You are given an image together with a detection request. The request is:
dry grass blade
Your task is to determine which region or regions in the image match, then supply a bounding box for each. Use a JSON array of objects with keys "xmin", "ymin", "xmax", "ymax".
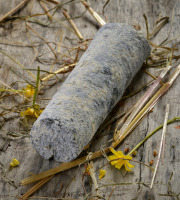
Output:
[
  {"xmin": 41, "ymin": 63, "xmax": 77, "ymax": 82},
  {"xmin": 88, "ymin": 161, "xmax": 101, "ymax": 198},
  {"xmin": 149, "ymin": 17, "xmax": 169, "ymax": 39},
  {"xmin": 18, "ymin": 175, "xmax": 53, "ymax": 200},
  {"xmin": 44, "ymin": 0, "xmax": 60, "ymax": 4},
  {"xmin": 21, "ymin": 147, "xmax": 110, "ymax": 185},
  {"xmin": 150, "ymin": 104, "xmax": 170, "ymax": 189},
  {"xmin": 143, "ymin": 14, "xmax": 150, "ymax": 40},
  {"xmin": 112, "ymin": 64, "xmax": 180, "ymax": 148},
  {"xmin": 26, "ymin": 24, "xmax": 57, "ymax": 59},
  {"xmin": 102, "ymin": 0, "xmax": 111, "ymax": 16},
  {"xmin": 0, "ymin": 49, "xmax": 36, "ymax": 80},
  {"xmin": 159, "ymin": 9, "xmax": 174, "ymax": 46},
  {"xmin": 81, "ymin": 0, "xmax": 106, "ymax": 26},
  {"xmin": 113, "ymin": 65, "xmax": 172, "ymax": 141},
  {"xmin": 62, "ymin": 9, "xmax": 83, "ymax": 40},
  {"xmin": 0, "ymin": 0, "xmax": 30, "ymax": 23},
  {"xmin": 39, "ymin": 0, "xmax": 53, "ymax": 21},
  {"xmin": 57, "ymin": 30, "xmax": 64, "ymax": 53}
]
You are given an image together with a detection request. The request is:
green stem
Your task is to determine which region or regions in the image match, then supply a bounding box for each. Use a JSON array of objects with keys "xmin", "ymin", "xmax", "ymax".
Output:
[{"xmin": 128, "ymin": 117, "xmax": 180, "ymax": 155}]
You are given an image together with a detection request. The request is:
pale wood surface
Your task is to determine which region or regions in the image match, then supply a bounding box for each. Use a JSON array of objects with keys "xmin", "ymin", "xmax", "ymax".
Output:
[{"xmin": 0, "ymin": 0, "xmax": 180, "ymax": 199}]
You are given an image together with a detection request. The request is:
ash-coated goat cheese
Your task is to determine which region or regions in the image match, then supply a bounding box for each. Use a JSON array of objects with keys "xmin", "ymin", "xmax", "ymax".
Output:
[{"xmin": 30, "ymin": 23, "xmax": 151, "ymax": 162}]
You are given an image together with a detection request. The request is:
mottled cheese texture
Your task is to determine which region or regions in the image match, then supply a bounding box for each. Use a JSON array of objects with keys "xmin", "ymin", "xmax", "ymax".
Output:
[{"xmin": 30, "ymin": 23, "xmax": 151, "ymax": 162}]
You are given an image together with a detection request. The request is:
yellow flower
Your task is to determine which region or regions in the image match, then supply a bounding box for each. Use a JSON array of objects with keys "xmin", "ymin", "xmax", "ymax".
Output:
[
  {"xmin": 23, "ymin": 85, "xmax": 35, "ymax": 98},
  {"xmin": 10, "ymin": 159, "xmax": 20, "ymax": 167},
  {"xmin": 20, "ymin": 106, "xmax": 43, "ymax": 118},
  {"xmin": 99, "ymin": 170, "xmax": 106, "ymax": 179},
  {"xmin": 108, "ymin": 148, "xmax": 134, "ymax": 171}
]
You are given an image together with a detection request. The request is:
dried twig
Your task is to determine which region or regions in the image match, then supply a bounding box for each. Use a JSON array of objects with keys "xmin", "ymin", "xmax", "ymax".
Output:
[
  {"xmin": 39, "ymin": 0, "xmax": 53, "ymax": 21},
  {"xmin": 150, "ymin": 104, "xmax": 170, "ymax": 189},
  {"xmin": 0, "ymin": 0, "xmax": 30, "ymax": 23},
  {"xmin": 26, "ymin": 24, "xmax": 58, "ymax": 59},
  {"xmin": 113, "ymin": 65, "xmax": 172, "ymax": 142},
  {"xmin": 21, "ymin": 147, "xmax": 110, "ymax": 185},
  {"xmin": 41, "ymin": 63, "xmax": 77, "ymax": 82},
  {"xmin": 19, "ymin": 175, "xmax": 53, "ymax": 200},
  {"xmin": 81, "ymin": 0, "xmax": 106, "ymax": 26},
  {"xmin": 57, "ymin": 30, "xmax": 64, "ymax": 54},
  {"xmin": 62, "ymin": 9, "xmax": 83, "ymax": 40},
  {"xmin": 44, "ymin": 0, "xmax": 60, "ymax": 4},
  {"xmin": 88, "ymin": 161, "xmax": 101, "ymax": 198},
  {"xmin": 0, "ymin": 49, "xmax": 37, "ymax": 80},
  {"xmin": 112, "ymin": 64, "xmax": 180, "ymax": 148}
]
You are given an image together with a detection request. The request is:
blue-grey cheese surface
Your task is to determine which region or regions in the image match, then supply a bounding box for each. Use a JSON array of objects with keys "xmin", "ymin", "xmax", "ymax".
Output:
[{"xmin": 30, "ymin": 23, "xmax": 151, "ymax": 162}]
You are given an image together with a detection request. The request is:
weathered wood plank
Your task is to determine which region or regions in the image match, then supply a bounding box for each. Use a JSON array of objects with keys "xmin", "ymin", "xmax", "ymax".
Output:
[{"xmin": 0, "ymin": 0, "xmax": 180, "ymax": 199}]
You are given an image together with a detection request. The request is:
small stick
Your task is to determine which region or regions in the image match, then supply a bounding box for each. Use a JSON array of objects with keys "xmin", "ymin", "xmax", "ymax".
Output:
[
  {"xmin": 62, "ymin": 9, "xmax": 83, "ymax": 40},
  {"xmin": 150, "ymin": 104, "xmax": 170, "ymax": 189},
  {"xmin": 39, "ymin": 0, "xmax": 53, "ymax": 21},
  {"xmin": 0, "ymin": 0, "xmax": 30, "ymax": 23},
  {"xmin": 41, "ymin": 63, "xmax": 77, "ymax": 82},
  {"xmin": 81, "ymin": 0, "xmax": 106, "ymax": 26}
]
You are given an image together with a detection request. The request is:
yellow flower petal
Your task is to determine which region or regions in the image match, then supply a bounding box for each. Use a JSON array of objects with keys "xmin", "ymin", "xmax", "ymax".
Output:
[
  {"xmin": 108, "ymin": 148, "xmax": 135, "ymax": 172},
  {"xmin": 124, "ymin": 163, "xmax": 132, "ymax": 171},
  {"xmin": 10, "ymin": 158, "xmax": 20, "ymax": 167},
  {"xmin": 23, "ymin": 85, "xmax": 35, "ymax": 98},
  {"xmin": 99, "ymin": 170, "xmax": 106, "ymax": 179},
  {"xmin": 126, "ymin": 161, "xmax": 135, "ymax": 169},
  {"xmin": 108, "ymin": 155, "xmax": 118, "ymax": 165},
  {"xmin": 20, "ymin": 111, "xmax": 25, "ymax": 117},
  {"xmin": 110, "ymin": 147, "xmax": 121, "ymax": 157},
  {"xmin": 116, "ymin": 151, "xmax": 124, "ymax": 157},
  {"xmin": 125, "ymin": 155, "xmax": 133, "ymax": 160},
  {"xmin": 114, "ymin": 161, "xmax": 124, "ymax": 170},
  {"xmin": 108, "ymin": 155, "xmax": 118, "ymax": 160},
  {"xmin": 20, "ymin": 107, "xmax": 43, "ymax": 118},
  {"xmin": 24, "ymin": 108, "xmax": 34, "ymax": 116}
]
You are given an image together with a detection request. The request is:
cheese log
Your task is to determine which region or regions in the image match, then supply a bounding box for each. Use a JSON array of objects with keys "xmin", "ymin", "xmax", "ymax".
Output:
[{"xmin": 30, "ymin": 23, "xmax": 151, "ymax": 162}]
